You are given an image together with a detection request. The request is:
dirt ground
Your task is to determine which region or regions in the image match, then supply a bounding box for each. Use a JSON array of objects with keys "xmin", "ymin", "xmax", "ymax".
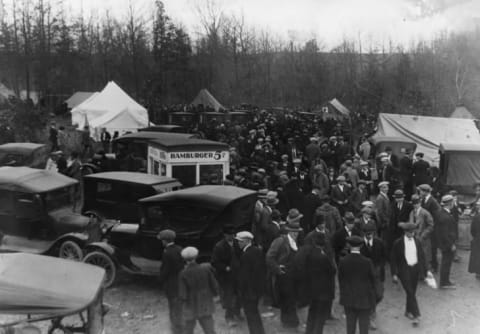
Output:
[{"xmin": 102, "ymin": 249, "xmax": 480, "ymax": 334}]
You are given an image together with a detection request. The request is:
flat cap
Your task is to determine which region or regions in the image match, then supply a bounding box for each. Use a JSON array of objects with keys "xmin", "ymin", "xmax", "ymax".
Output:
[
  {"xmin": 441, "ymin": 194, "xmax": 454, "ymax": 204},
  {"xmin": 378, "ymin": 152, "xmax": 388, "ymax": 158},
  {"xmin": 417, "ymin": 184, "xmax": 432, "ymax": 192},
  {"xmin": 398, "ymin": 222, "xmax": 416, "ymax": 231},
  {"xmin": 415, "ymin": 152, "xmax": 424, "ymax": 157},
  {"xmin": 336, "ymin": 175, "xmax": 346, "ymax": 182},
  {"xmin": 235, "ymin": 231, "xmax": 254, "ymax": 241},
  {"xmin": 344, "ymin": 211, "xmax": 355, "ymax": 222},
  {"xmin": 411, "ymin": 194, "xmax": 421, "ymax": 204},
  {"xmin": 157, "ymin": 229, "xmax": 176, "ymax": 241},
  {"xmin": 362, "ymin": 200, "xmax": 374, "ymax": 207},
  {"xmin": 378, "ymin": 181, "xmax": 389, "ymax": 188},
  {"xmin": 181, "ymin": 246, "xmax": 199, "ymax": 260},
  {"xmin": 347, "ymin": 235, "xmax": 364, "ymax": 247},
  {"xmin": 393, "ymin": 189, "xmax": 405, "ymax": 198}
]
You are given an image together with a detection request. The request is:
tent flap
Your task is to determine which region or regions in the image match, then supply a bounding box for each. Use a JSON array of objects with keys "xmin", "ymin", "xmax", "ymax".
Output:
[{"xmin": 372, "ymin": 113, "xmax": 480, "ymax": 165}]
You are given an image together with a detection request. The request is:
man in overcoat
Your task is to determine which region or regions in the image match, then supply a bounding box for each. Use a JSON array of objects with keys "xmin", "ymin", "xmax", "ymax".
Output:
[
  {"xmin": 236, "ymin": 231, "xmax": 266, "ymax": 334},
  {"xmin": 436, "ymin": 195, "xmax": 457, "ymax": 289},
  {"xmin": 338, "ymin": 235, "xmax": 377, "ymax": 334},
  {"xmin": 157, "ymin": 229, "xmax": 184, "ymax": 334},
  {"xmin": 179, "ymin": 247, "xmax": 219, "ymax": 334}
]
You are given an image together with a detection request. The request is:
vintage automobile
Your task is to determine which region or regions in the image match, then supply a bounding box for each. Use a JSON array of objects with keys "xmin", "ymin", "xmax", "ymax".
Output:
[
  {"xmin": 83, "ymin": 185, "xmax": 256, "ymax": 287},
  {"xmin": 0, "ymin": 166, "xmax": 102, "ymax": 260},
  {"xmin": 0, "ymin": 253, "xmax": 106, "ymax": 334},
  {"xmin": 138, "ymin": 124, "xmax": 186, "ymax": 133},
  {"xmin": 0, "ymin": 142, "xmax": 49, "ymax": 168},
  {"xmin": 82, "ymin": 171, "xmax": 182, "ymax": 222}
]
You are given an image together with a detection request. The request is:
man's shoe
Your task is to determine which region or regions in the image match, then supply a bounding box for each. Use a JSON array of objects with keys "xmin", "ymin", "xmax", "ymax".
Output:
[
  {"xmin": 412, "ymin": 317, "xmax": 420, "ymax": 327},
  {"xmin": 440, "ymin": 283, "xmax": 456, "ymax": 289},
  {"xmin": 404, "ymin": 312, "xmax": 414, "ymax": 320}
]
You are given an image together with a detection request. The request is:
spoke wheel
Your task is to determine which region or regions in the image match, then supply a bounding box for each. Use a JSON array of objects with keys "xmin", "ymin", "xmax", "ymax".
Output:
[
  {"xmin": 59, "ymin": 240, "xmax": 83, "ymax": 261},
  {"xmin": 83, "ymin": 251, "xmax": 116, "ymax": 288}
]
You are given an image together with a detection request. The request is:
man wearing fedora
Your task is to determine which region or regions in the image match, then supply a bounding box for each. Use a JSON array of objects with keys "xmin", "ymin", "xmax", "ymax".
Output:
[
  {"xmin": 211, "ymin": 227, "xmax": 241, "ymax": 327},
  {"xmin": 350, "ymin": 180, "xmax": 369, "ymax": 215},
  {"xmin": 436, "ymin": 195, "xmax": 457, "ymax": 289},
  {"xmin": 236, "ymin": 231, "xmax": 266, "ymax": 334},
  {"xmin": 331, "ymin": 175, "xmax": 351, "ymax": 216},
  {"xmin": 157, "ymin": 229, "xmax": 184, "ymax": 334},
  {"xmin": 389, "ymin": 189, "xmax": 413, "ymax": 257},
  {"xmin": 258, "ymin": 191, "xmax": 279, "ymax": 251},
  {"xmin": 339, "ymin": 235, "xmax": 377, "ymax": 334},
  {"xmin": 391, "ymin": 222, "xmax": 427, "ymax": 326},
  {"xmin": 360, "ymin": 223, "xmax": 386, "ymax": 330},
  {"xmin": 266, "ymin": 209, "xmax": 303, "ymax": 329},
  {"xmin": 332, "ymin": 212, "xmax": 362, "ymax": 265},
  {"xmin": 295, "ymin": 232, "xmax": 336, "ymax": 334}
]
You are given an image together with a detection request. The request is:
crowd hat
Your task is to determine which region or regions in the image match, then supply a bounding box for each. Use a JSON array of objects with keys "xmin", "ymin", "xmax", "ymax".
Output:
[
  {"xmin": 378, "ymin": 181, "xmax": 389, "ymax": 188},
  {"xmin": 362, "ymin": 200, "xmax": 374, "ymax": 207},
  {"xmin": 157, "ymin": 229, "xmax": 176, "ymax": 241},
  {"xmin": 411, "ymin": 194, "xmax": 421, "ymax": 204},
  {"xmin": 257, "ymin": 188, "xmax": 269, "ymax": 199},
  {"xmin": 285, "ymin": 221, "xmax": 303, "ymax": 232},
  {"xmin": 266, "ymin": 191, "xmax": 279, "ymax": 206},
  {"xmin": 181, "ymin": 247, "xmax": 199, "ymax": 260},
  {"xmin": 336, "ymin": 175, "xmax": 346, "ymax": 182},
  {"xmin": 441, "ymin": 194, "xmax": 454, "ymax": 205},
  {"xmin": 415, "ymin": 152, "xmax": 424, "ymax": 157},
  {"xmin": 361, "ymin": 206, "xmax": 373, "ymax": 214},
  {"xmin": 293, "ymin": 158, "xmax": 302, "ymax": 164},
  {"xmin": 378, "ymin": 152, "xmax": 388, "ymax": 158},
  {"xmin": 360, "ymin": 160, "xmax": 368, "ymax": 166},
  {"xmin": 398, "ymin": 222, "xmax": 416, "ymax": 232},
  {"xmin": 362, "ymin": 222, "xmax": 377, "ymax": 233},
  {"xmin": 417, "ymin": 184, "xmax": 432, "ymax": 192},
  {"xmin": 347, "ymin": 235, "xmax": 364, "ymax": 247},
  {"xmin": 344, "ymin": 212, "xmax": 355, "ymax": 223},
  {"xmin": 286, "ymin": 208, "xmax": 303, "ymax": 224},
  {"xmin": 235, "ymin": 231, "xmax": 254, "ymax": 241},
  {"xmin": 393, "ymin": 189, "xmax": 405, "ymax": 198}
]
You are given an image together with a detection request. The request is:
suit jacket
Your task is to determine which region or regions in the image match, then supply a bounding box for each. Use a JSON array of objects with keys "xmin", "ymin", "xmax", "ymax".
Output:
[
  {"xmin": 375, "ymin": 192, "xmax": 391, "ymax": 231},
  {"xmin": 390, "ymin": 237, "xmax": 426, "ymax": 278},
  {"xmin": 409, "ymin": 207, "xmax": 434, "ymax": 241},
  {"xmin": 311, "ymin": 172, "xmax": 330, "ymax": 196},
  {"xmin": 360, "ymin": 237, "xmax": 386, "ymax": 281},
  {"xmin": 179, "ymin": 262, "xmax": 219, "ymax": 320},
  {"xmin": 331, "ymin": 226, "xmax": 362, "ymax": 264},
  {"xmin": 331, "ymin": 184, "xmax": 352, "ymax": 205},
  {"xmin": 266, "ymin": 235, "xmax": 296, "ymax": 275},
  {"xmin": 238, "ymin": 245, "xmax": 266, "ymax": 300},
  {"xmin": 435, "ymin": 208, "xmax": 457, "ymax": 251},
  {"xmin": 390, "ymin": 200, "xmax": 413, "ymax": 240},
  {"xmin": 304, "ymin": 229, "xmax": 334, "ymax": 261},
  {"xmin": 314, "ymin": 203, "xmax": 343, "ymax": 234},
  {"xmin": 338, "ymin": 253, "xmax": 376, "ymax": 310},
  {"xmin": 422, "ymin": 195, "xmax": 441, "ymax": 217},
  {"xmin": 302, "ymin": 192, "xmax": 322, "ymax": 231},
  {"xmin": 158, "ymin": 244, "xmax": 184, "ymax": 298},
  {"xmin": 294, "ymin": 245, "xmax": 336, "ymax": 305},
  {"xmin": 412, "ymin": 160, "xmax": 430, "ymax": 185},
  {"xmin": 264, "ymin": 221, "xmax": 281, "ymax": 251},
  {"xmin": 350, "ymin": 188, "xmax": 368, "ymax": 214},
  {"xmin": 399, "ymin": 156, "xmax": 413, "ymax": 182}
]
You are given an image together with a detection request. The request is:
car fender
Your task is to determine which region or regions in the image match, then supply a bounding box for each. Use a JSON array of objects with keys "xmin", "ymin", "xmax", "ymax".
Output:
[
  {"xmin": 54, "ymin": 232, "xmax": 90, "ymax": 246},
  {"xmin": 84, "ymin": 241, "xmax": 117, "ymax": 257}
]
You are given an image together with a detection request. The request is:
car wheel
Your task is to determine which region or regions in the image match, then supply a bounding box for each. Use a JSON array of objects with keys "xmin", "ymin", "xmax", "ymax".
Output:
[
  {"xmin": 59, "ymin": 240, "xmax": 83, "ymax": 261},
  {"xmin": 83, "ymin": 251, "xmax": 116, "ymax": 288}
]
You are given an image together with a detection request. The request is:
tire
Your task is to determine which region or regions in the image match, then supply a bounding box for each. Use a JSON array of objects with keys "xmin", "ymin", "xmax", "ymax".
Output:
[
  {"xmin": 59, "ymin": 240, "xmax": 83, "ymax": 261},
  {"xmin": 83, "ymin": 251, "xmax": 117, "ymax": 288}
]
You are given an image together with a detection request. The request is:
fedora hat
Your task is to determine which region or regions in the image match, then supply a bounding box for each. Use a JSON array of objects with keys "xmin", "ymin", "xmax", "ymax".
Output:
[
  {"xmin": 266, "ymin": 191, "xmax": 279, "ymax": 206},
  {"xmin": 393, "ymin": 189, "xmax": 405, "ymax": 198},
  {"xmin": 284, "ymin": 221, "xmax": 303, "ymax": 232},
  {"xmin": 286, "ymin": 208, "xmax": 303, "ymax": 224},
  {"xmin": 417, "ymin": 184, "xmax": 432, "ymax": 192},
  {"xmin": 398, "ymin": 222, "xmax": 416, "ymax": 232},
  {"xmin": 346, "ymin": 235, "xmax": 364, "ymax": 247}
]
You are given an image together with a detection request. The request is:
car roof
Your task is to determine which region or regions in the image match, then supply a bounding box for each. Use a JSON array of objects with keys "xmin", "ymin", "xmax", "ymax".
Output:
[
  {"xmin": 0, "ymin": 166, "xmax": 78, "ymax": 193},
  {"xmin": 114, "ymin": 131, "xmax": 194, "ymax": 142},
  {"xmin": 0, "ymin": 142, "xmax": 46, "ymax": 154},
  {"xmin": 439, "ymin": 143, "xmax": 480, "ymax": 152},
  {"xmin": 140, "ymin": 185, "xmax": 256, "ymax": 209},
  {"xmin": 138, "ymin": 125, "xmax": 184, "ymax": 132},
  {"xmin": 0, "ymin": 253, "xmax": 104, "ymax": 315},
  {"xmin": 84, "ymin": 172, "xmax": 181, "ymax": 186},
  {"xmin": 149, "ymin": 137, "xmax": 229, "ymax": 151}
]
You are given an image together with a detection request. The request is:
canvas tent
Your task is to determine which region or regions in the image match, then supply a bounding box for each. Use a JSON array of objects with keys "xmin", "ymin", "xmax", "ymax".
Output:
[
  {"xmin": 313, "ymin": 98, "xmax": 351, "ymax": 121},
  {"xmin": 450, "ymin": 105, "xmax": 474, "ymax": 119},
  {"xmin": 71, "ymin": 81, "xmax": 149, "ymax": 140},
  {"xmin": 191, "ymin": 89, "xmax": 224, "ymax": 111},
  {"xmin": 65, "ymin": 91, "xmax": 97, "ymax": 109},
  {"xmin": 372, "ymin": 113, "xmax": 480, "ymax": 165}
]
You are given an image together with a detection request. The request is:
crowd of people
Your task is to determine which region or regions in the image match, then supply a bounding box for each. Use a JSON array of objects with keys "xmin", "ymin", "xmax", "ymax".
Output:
[{"xmin": 150, "ymin": 110, "xmax": 480, "ymax": 334}]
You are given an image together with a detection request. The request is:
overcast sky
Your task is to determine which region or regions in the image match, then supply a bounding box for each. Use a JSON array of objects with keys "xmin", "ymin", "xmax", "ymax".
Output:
[{"xmin": 69, "ymin": 0, "xmax": 480, "ymax": 48}]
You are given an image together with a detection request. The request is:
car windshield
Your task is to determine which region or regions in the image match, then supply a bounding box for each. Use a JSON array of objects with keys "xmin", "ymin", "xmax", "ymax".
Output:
[{"xmin": 41, "ymin": 186, "xmax": 74, "ymax": 211}]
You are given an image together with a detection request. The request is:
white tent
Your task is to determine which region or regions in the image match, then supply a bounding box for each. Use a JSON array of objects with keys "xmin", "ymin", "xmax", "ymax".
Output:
[
  {"xmin": 372, "ymin": 113, "xmax": 480, "ymax": 165},
  {"xmin": 71, "ymin": 81, "xmax": 149, "ymax": 140}
]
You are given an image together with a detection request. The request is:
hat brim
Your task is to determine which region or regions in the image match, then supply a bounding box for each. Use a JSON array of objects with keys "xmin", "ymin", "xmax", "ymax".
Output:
[
  {"xmin": 266, "ymin": 198, "xmax": 279, "ymax": 205},
  {"xmin": 286, "ymin": 215, "xmax": 303, "ymax": 224}
]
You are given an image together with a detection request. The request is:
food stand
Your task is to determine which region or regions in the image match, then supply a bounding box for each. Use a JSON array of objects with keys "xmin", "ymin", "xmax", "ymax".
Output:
[{"xmin": 147, "ymin": 137, "xmax": 229, "ymax": 187}]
